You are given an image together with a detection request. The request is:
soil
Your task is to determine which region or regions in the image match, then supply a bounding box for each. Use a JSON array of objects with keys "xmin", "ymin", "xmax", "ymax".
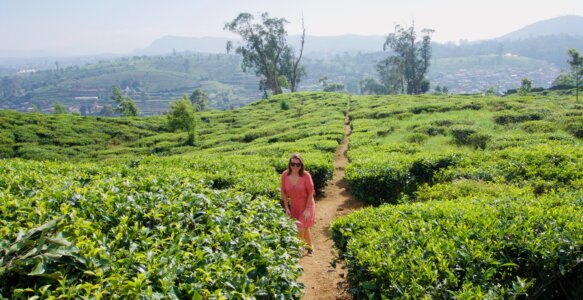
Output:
[{"xmin": 298, "ymin": 114, "xmax": 364, "ymax": 299}]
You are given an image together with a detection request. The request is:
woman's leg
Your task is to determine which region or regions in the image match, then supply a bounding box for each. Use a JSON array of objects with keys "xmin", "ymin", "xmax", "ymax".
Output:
[
  {"xmin": 297, "ymin": 227, "xmax": 310, "ymax": 248},
  {"xmin": 298, "ymin": 227, "xmax": 313, "ymax": 252},
  {"xmin": 297, "ymin": 227, "xmax": 305, "ymax": 248},
  {"xmin": 304, "ymin": 228, "xmax": 313, "ymax": 252}
]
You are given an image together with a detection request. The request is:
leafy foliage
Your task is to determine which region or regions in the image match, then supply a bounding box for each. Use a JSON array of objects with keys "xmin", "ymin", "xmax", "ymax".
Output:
[
  {"xmin": 167, "ymin": 96, "xmax": 197, "ymax": 145},
  {"xmin": 380, "ymin": 23, "xmax": 434, "ymax": 94},
  {"xmin": 3, "ymin": 91, "xmax": 580, "ymax": 298},
  {"xmin": 0, "ymin": 92, "xmax": 349, "ymax": 298},
  {"xmin": 189, "ymin": 88, "xmax": 209, "ymax": 112},
  {"xmin": 331, "ymin": 191, "xmax": 583, "ymax": 299},
  {"xmin": 225, "ymin": 12, "xmax": 305, "ymax": 96},
  {"xmin": 0, "ymin": 216, "xmax": 89, "ymax": 297},
  {"xmin": 52, "ymin": 101, "xmax": 67, "ymax": 114},
  {"xmin": 337, "ymin": 92, "xmax": 583, "ymax": 298},
  {"xmin": 0, "ymin": 157, "xmax": 303, "ymax": 298},
  {"xmin": 111, "ymin": 85, "xmax": 139, "ymax": 116},
  {"xmin": 568, "ymin": 48, "xmax": 583, "ymax": 102}
]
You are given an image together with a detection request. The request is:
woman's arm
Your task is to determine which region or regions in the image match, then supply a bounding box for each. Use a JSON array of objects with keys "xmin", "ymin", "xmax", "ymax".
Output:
[
  {"xmin": 303, "ymin": 173, "xmax": 316, "ymax": 221},
  {"xmin": 281, "ymin": 174, "xmax": 290, "ymax": 215}
]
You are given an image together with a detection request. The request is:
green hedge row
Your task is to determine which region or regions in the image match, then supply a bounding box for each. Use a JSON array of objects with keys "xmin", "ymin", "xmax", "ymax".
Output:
[
  {"xmin": 340, "ymin": 94, "xmax": 583, "ymax": 298},
  {"xmin": 331, "ymin": 191, "xmax": 583, "ymax": 299},
  {"xmin": 0, "ymin": 158, "xmax": 303, "ymax": 299},
  {"xmin": 345, "ymin": 152, "xmax": 460, "ymax": 205}
]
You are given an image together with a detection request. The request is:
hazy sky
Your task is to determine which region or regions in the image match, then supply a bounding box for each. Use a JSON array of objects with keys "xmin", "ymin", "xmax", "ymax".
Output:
[{"xmin": 1, "ymin": 0, "xmax": 581, "ymax": 55}]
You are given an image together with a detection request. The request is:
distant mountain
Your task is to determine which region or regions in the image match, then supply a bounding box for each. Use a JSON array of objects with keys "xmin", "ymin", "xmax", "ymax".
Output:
[
  {"xmin": 497, "ymin": 15, "xmax": 583, "ymax": 40},
  {"xmin": 134, "ymin": 36, "xmax": 233, "ymax": 55},
  {"xmin": 137, "ymin": 35, "xmax": 385, "ymax": 55},
  {"xmin": 139, "ymin": 16, "xmax": 583, "ymax": 57}
]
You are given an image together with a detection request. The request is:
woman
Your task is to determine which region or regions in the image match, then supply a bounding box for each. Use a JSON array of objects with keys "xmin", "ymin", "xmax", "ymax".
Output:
[{"xmin": 281, "ymin": 153, "xmax": 316, "ymax": 256}]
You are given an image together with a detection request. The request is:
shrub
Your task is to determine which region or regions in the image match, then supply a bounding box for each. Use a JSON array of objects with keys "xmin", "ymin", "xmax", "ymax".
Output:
[
  {"xmin": 0, "ymin": 158, "xmax": 304, "ymax": 299},
  {"xmin": 460, "ymin": 102, "xmax": 482, "ymax": 110},
  {"xmin": 450, "ymin": 125, "xmax": 478, "ymax": 145},
  {"xmin": 494, "ymin": 111, "xmax": 545, "ymax": 125},
  {"xmin": 520, "ymin": 120, "xmax": 556, "ymax": 133},
  {"xmin": 280, "ymin": 99, "xmax": 290, "ymax": 110},
  {"xmin": 0, "ymin": 145, "xmax": 14, "ymax": 158},
  {"xmin": 346, "ymin": 153, "xmax": 459, "ymax": 205},
  {"xmin": 415, "ymin": 180, "xmax": 528, "ymax": 202},
  {"xmin": 331, "ymin": 191, "xmax": 583, "ymax": 299},
  {"xmin": 12, "ymin": 126, "xmax": 39, "ymax": 143},
  {"xmin": 450, "ymin": 126, "xmax": 491, "ymax": 149},
  {"xmin": 15, "ymin": 145, "xmax": 62, "ymax": 161},
  {"xmin": 0, "ymin": 131, "xmax": 14, "ymax": 145},
  {"xmin": 406, "ymin": 133, "xmax": 429, "ymax": 144},
  {"xmin": 565, "ymin": 117, "xmax": 583, "ymax": 138},
  {"xmin": 345, "ymin": 158, "xmax": 410, "ymax": 205},
  {"xmin": 467, "ymin": 132, "xmax": 491, "ymax": 149},
  {"xmin": 413, "ymin": 125, "xmax": 446, "ymax": 136}
]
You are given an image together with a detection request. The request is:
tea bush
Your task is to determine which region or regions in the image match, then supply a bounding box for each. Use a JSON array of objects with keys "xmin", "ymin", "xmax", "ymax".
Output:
[
  {"xmin": 0, "ymin": 156, "xmax": 302, "ymax": 299},
  {"xmin": 340, "ymin": 93, "xmax": 583, "ymax": 298},
  {"xmin": 0, "ymin": 92, "xmax": 350, "ymax": 298},
  {"xmin": 331, "ymin": 191, "xmax": 583, "ymax": 299}
]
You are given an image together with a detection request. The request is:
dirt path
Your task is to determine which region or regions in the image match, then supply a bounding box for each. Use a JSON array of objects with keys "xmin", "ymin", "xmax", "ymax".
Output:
[{"xmin": 299, "ymin": 112, "xmax": 364, "ymax": 299}]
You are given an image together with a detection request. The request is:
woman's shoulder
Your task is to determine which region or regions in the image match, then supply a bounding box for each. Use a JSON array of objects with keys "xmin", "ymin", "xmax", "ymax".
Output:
[
  {"xmin": 302, "ymin": 171, "xmax": 312, "ymax": 177},
  {"xmin": 281, "ymin": 170, "xmax": 289, "ymax": 176}
]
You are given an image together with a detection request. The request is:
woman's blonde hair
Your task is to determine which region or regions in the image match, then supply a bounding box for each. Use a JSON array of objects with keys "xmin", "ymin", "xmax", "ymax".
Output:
[{"xmin": 287, "ymin": 152, "xmax": 305, "ymax": 176}]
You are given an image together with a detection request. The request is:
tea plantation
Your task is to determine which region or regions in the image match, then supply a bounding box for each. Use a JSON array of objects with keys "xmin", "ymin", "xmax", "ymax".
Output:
[
  {"xmin": 333, "ymin": 93, "xmax": 583, "ymax": 298},
  {"xmin": 1, "ymin": 91, "xmax": 582, "ymax": 298},
  {"xmin": 0, "ymin": 93, "xmax": 347, "ymax": 299}
]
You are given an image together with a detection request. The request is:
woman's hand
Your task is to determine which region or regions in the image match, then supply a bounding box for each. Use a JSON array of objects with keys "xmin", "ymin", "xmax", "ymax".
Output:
[
  {"xmin": 302, "ymin": 209, "xmax": 311, "ymax": 221},
  {"xmin": 285, "ymin": 208, "xmax": 291, "ymax": 216}
]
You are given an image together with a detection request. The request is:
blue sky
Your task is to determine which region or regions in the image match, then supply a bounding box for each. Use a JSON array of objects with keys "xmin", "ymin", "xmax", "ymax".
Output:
[{"xmin": 0, "ymin": 0, "xmax": 581, "ymax": 55}]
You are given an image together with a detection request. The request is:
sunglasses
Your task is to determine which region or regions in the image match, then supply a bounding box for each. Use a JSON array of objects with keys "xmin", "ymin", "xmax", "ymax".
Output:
[{"xmin": 289, "ymin": 162, "xmax": 302, "ymax": 167}]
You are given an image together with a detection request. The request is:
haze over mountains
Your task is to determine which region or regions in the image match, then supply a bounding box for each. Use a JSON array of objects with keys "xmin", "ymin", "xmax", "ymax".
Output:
[
  {"xmin": 1, "ymin": 15, "xmax": 582, "ymax": 60},
  {"xmin": 497, "ymin": 15, "xmax": 583, "ymax": 40},
  {"xmin": 138, "ymin": 15, "xmax": 583, "ymax": 56}
]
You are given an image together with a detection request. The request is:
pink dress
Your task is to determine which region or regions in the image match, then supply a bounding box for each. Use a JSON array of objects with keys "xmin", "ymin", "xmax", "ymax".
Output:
[{"xmin": 281, "ymin": 171, "xmax": 316, "ymax": 228}]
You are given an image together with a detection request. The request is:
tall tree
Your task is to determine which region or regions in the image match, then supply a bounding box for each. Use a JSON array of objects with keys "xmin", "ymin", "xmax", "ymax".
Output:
[
  {"xmin": 518, "ymin": 77, "xmax": 532, "ymax": 95},
  {"xmin": 224, "ymin": 12, "xmax": 305, "ymax": 95},
  {"xmin": 189, "ymin": 88, "xmax": 209, "ymax": 112},
  {"xmin": 110, "ymin": 85, "xmax": 139, "ymax": 116},
  {"xmin": 376, "ymin": 56, "xmax": 405, "ymax": 94},
  {"xmin": 53, "ymin": 101, "xmax": 67, "ymax": 114},
  {"xmin": 568, "ymin": 48, "xmax": 583, "ymax": 102},
  {"xmin": 167, "ymin": 95, "xmax": 197, "ymax": 145},
  {"xmin": 284, "ymin": 15, "xmax": 306, "ymax": 92},
  {"xmin": 360, "ymin": 77, "xmax": 387, "ymax": 95},
  {"xmin": 380, "ymin": 23, "xmax": 434, "ymax": 94}
]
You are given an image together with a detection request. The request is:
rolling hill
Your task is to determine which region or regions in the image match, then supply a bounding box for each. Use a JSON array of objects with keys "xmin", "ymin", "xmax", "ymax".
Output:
[
  {"xmin": 1, "ymin": 91, "xmax": 582, "ymax": 298},
  {"xmin": 497, "ymin": 15, "xmax": 583, "ymax": 40},
  {"xmin": 0, "ymin": 15, "xmax": 580, "ymax": 114}
]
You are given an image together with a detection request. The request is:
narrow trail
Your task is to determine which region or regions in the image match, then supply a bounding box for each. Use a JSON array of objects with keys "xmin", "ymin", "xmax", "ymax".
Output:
[{"xmin": 299, "ymin": 110, "xmax": 364, "ymax": 299}]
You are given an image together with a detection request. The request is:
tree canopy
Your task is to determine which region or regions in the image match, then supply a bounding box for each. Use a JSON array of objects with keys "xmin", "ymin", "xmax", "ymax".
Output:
[
  {"xmin": 224, "ymin": 12, "xmax": 305, "ymax": 96},
  {"xmin": 190, "ymin": 88, "xmax": 209, "ymax": 112},
  {"xmin": 53, "ymin": 101, "xmax": 67, "ymax": 114},
  {"xmin": 110, "ymin": 85, "xmax": 139, "ymax": 117},
  {"xmin": 568, "ymin": 48, "xmax": 583, "ymax": 102},
  {"xmin": 167, "ymin": 95, "xmax": 197, "ymax": 145},
  {"xmin": 379, "ymin": 23, "xmax": 434, "ymax": 94}
]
